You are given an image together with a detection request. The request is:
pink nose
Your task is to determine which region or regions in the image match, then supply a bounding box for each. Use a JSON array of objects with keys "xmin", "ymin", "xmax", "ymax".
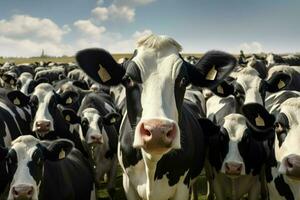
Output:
[
  {"xmin": 284, "ymin": 154, "xmax": 300, "ymax": 179},
  {"xmin": 35, "ymin": 120, "xmax": 51, "ymax": 132},
  {"xmin": 225, "ymin": 162, "xmax": 243, "ymax": 175},
  {"xmin": 12, "ymin": 184, "xmax": 33, "ymax": 199},
  {"xmin": 90, "ymin": 135, "xmax": 103, "ymax": 144},
  {"xmin": 139, "ymin": 119, "xmax": 176, "ymax": 152}
]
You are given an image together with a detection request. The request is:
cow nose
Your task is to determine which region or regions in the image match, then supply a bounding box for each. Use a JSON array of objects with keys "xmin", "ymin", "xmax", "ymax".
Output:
[
  {"xmin": 139, "ymin": 119, "xmax": 176, "ymax": 151},
  {"xmin": 225, "ymin": 162, "xmax": 243, "ymax": 175},
  {"xmin": 90, "ymin": 135, "xmax": 103, "ymax": 144},
  {"xmin": 12, "ymin": 184, "xmax": 33, "ymax": 199},
  {"xmin": 35, "ymin": 120, "xmax": 51, "ymax": 131},
  {"xmin": 284, "ymin": 154, "xmax": 300, "ymax": 179}
]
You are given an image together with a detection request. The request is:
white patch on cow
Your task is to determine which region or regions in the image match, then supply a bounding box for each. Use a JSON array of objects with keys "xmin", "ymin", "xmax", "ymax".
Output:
[
  {"xmin": 32, "ymin": 83, "xmax": 55, "ymax": 132},
  {"xmin": 18, "ymin": 72, "xmax": 33, "ymax": 95},
  {"xmin": 132, "ymin": 35, "xmax": 183, "ymax": 150},
  {"xmin": 235, "ymin": 67, "xmax": 263, "ymax": 105},
  {"xmin": 16, "ymin": 107, "xmax": 27, "ymax": 121},
  {"xmin": 275, "ymin": 98, "xmax": 300, "ymax": 171},
  {"xmin": 3, "ymin": 122, "xmax": 12, "ymax": 146},
  {"xmin": 7, "ymin": 136, "xmax": 42, "ymax": 200},
  {"xmin": 221, "ymin": 114, "xmax": 247, "ymax": 175},
  {"xmin": 206, "ymin": 95, "xmax": 235, "ymax": 119}
]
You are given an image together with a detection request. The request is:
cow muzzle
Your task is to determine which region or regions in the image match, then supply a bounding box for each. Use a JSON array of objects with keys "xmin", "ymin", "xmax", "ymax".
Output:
[
  {"xmin": 225, "ymin": 162, "xmax": 243, "ymax": 176},
  {"xmin": 35, "ymin": 120, "xmax": 51, "ymax": 136},
  {"xmin": 12, "ymin": 184, "xmax": 34, "ymax": 200},
  {"xmin": 281, "ymin": 154, "xmax": 300, "ymax": 180},
  {"xmin": 133, "ymin": 119, "xmax": 178, "ymax": 153},
  {"xmin": 88, "ymin": 134, "xmax": 104, "ymax": 145}
]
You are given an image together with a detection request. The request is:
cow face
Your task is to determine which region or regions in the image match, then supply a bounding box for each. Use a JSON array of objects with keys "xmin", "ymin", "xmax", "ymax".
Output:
[
  {"xmin": 62, "ymin": 108, "xmax": 120, "ymax": 145},
  {"xmin": 243, "ymin": 100, "xmax": 300, "ymax": 180},
  {"xmin": 7, "ymin": 83, "xmax": 79, "ymax": 138},
  {"xmin": 16, "ymin": 73, "xmax": 48, "ymax": 95},
  {"xmin": 0, "ymin": 135, "xmax": 73, "ymax": 200},
  {"xmin": 75, "ymin": 34, "xmax": 236, "ymax": 155},
  {"xmin": 201, "ymin": 114, "xmax": 269, "ymax": 177},
  {"xmin": 213, "ymin": 67, "xmax": 291, "ymax": 109}
]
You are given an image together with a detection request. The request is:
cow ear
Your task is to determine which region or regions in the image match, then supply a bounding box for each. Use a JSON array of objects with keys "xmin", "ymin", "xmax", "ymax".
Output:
[
  {"xmin": 76, "ymin": 48, "xmax": 125, "ymax": 86},
  {"xmin": 266, "ymin": 72, "xmax": 291, "ymax": 93},
  {"xmin": 0, "ymin": 146, "xmax": 8, "ymax": 161},
  {"xmin": 198, "ymin": 118, "xmax": 220, "ymax": 137},
  {"xmin": 72, "ymin": 80, "xmax": 89, "ymax": 90},
  {"xmin": 61, "ymin": 109, "xmax": 81, "ymax": 124},
  {"xmin": 242, "ymin": 103, "xmax": 275, "ymax": 140},
  {"xmin": 7, "ymin": 90, "xmax": 30, "ymax": 107},
  {"xmin": 103, "ymin": 112, "xmax": 121, "ymax": 125},
  {"xmin": 59, "ymin": 91, "xmax": 79, "ymax": 106},
  {"xmin": 188, "ymin": 50, "xmax": 237, "ymax": 89},
  {"xmin": 210, "ymin": 80, "xmax": 235, "ymax": 97},
  {"xmin": 41, "ymin": 139, "xmax": 74, "ymax": 161}
]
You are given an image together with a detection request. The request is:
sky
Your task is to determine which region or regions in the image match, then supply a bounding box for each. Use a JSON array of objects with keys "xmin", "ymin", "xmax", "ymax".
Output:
[{"xmin": 0, "ymin": 0, "xmax": 299, "ymax": 57}]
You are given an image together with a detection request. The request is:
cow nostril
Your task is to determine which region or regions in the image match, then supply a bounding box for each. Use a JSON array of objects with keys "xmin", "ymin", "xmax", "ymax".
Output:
[
  {"xmin": 27, "ymin": 187, "xmax": 33, "ymax": 196},
  {"xmin": 287, "ymin": 158, "xmax": 294, "ymax": 168},
  {"xmin": 13, "ymin": 188, "xmax": 18, "ymax": 196}
]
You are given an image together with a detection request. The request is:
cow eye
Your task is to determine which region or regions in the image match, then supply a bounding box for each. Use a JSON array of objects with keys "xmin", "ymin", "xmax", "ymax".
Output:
[
  {"xmin": 16, "ymin": 81, "xmax": 22, "ymax": 89},
  {"xmin": 32, "ymin": 149, "xmax": 44, "ymax": 166},
  {"xmin": 81, "ymin": 118, "xmax": 89, "ymax": 128},
  {"xmin": 275, "ymin": 122, "xmax": 286, "ymax": 134},
  {"xmin": 122, "ymin": 76, "xmax": 134, "ymax": 87},
  {"xmin": 30, "ymin": 96, "xmax": 39, "ymax": 107}
]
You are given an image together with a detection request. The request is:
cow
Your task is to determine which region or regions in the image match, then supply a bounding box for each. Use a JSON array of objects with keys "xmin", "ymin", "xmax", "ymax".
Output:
[
  {"xmin": 242, "ymin": 95, "xmax": 300, "ymax": 200},
  {"xmin": 61, "ymin": 92, "xmax": 120, "ymax": 199},
  {"xmin": 74, "ymin": 34, "xmax": 237, "ymax": 200},
  {"xmin": 5, "ymin": 83, "xmax": 86, "ymax": 155},
  {"xmin": 0, "ymin": 135, "xmax": 94, "ymax": 200},
  {"xmin": 266, "ymin": 53, "xmax": 300, "ymax": 67},
  {"xmin": 15, "ymin": 72, "xmax": 49, "ymax": 95},
  {"xmin": 34, "ymin": 67, "xmax": 66, "ymax": 84}
]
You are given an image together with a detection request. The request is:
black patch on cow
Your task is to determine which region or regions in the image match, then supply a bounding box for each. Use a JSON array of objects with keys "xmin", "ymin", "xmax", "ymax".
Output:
[
  {"xmin": 126, "ymin": 61, "xmax": 142, "ymax": 83},
  {"xmin": 6, "ymin": 149, "xmax": 18, "ymax": 176},
  {"xmin": 28, "ymin": 147, "xmax": 44, "ymax": 185},
  {"xmin": 274, "ymin": 175, "xmax": 294, "ymax": 200}
]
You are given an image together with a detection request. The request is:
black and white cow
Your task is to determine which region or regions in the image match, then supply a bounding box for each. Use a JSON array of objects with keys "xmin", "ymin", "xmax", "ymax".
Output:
[
  {"xmin": 61, "ymin": 92, "xmax": 120, "ymax": 199},
  {"xmin": 0, "ymin": 135, "xmax": 94, "ymax": 200},
  {"xmin": 34, "ymin": 67, "xmax": 66, "ymax": 84},
  {"xmin": 200, "ymin": 113, "xmax": 270, "ymax": 200},
  {"xmin": 15, "ymin": 72, "xmax": 48, "ymax": 95},
  {"xmin": 75, "ymin": 34, "xmax": 236, "ymax": 200},
  {"xmin": 242, "ymin": 95, "xmax": 300, "ymax": 200},
  {"xmin": 6, "ymin": 83, "xmax": 85, "ymax": 155},
  {"xmin": 266, "ymin": 53, "xmax": 300, "ymax": 67}
]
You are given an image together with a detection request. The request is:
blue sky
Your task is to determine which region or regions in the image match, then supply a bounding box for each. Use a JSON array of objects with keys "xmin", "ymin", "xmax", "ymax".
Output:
[{"xmin": 0, "ymin": 0, "xmax": 299, "ymax": 57}]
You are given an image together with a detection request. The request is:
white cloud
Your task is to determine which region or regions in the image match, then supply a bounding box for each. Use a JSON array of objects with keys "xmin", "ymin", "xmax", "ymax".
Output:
[
  {"xmin": 74, "ymin": 20, "xmax": 106, "ymax": 40},
  {"xmin": 238, "ymin": 41, "xmax": 263, "ymax": 54},
  {"xmin": 92, "ymin": 4, "xmax": 135, "ymax": 22},
  {"xmin": 0, "ymin": 15, "xmax": 69, "ymax": 43}
]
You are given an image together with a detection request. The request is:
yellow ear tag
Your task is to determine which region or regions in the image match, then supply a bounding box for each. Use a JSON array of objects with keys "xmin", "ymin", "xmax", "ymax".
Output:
[
  {"xmin": 205, "ymin": 66, "xmax": 218, "ymax": 80},
  {"xmin": 255, "ymin": 114, "xmax": 265, "ymax": 127},
  {"xmin": 13, "ymin": 98, "xmax": 20, "ymax": 105},
  {"xmin": 59, "ymin": 149, "xmax": 66, "ymax": 159},
  {"xmin": 98, "ymin": 64, "xmax": 111, "ymax": 82},
  {"xmin": 65, "ymin": 115, "xmax": 71, "ymax": 122},
  {"xmin": 66, "ymin": 97, "xmax": 73, "ymax": 104},
  {"xmin": 110, "ymin": 117, "xmax": 116, "ymax": 123},
  {"xmin": 278, "ymin": 80, "xmax": 286, "ymax": 89},
  {"xmin": 10, "ymin": 80, "xmax": 15, "ymax": 84},
  {"xmin": 217, "ymin": 85, "xmax": 224, "ymax": 94}
]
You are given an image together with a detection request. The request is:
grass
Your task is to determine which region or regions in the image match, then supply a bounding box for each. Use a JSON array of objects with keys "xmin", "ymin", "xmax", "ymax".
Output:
[{"xmin": 0, "ymin": 53, "xmax": 204, "ymax": 65}]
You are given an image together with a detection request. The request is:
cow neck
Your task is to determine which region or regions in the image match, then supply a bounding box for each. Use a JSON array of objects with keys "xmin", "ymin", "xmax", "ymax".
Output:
[{"xmin": 141, "ymin": 149, "xmax": 163, "ymax": 200}]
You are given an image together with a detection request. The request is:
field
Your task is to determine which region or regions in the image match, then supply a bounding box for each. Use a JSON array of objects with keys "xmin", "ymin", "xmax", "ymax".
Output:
[{"xmin": 0, "ymin": 53, "xmax": 203, "ymax": 65}]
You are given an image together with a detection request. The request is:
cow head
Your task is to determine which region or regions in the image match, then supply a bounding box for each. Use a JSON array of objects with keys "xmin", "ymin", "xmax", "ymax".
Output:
[
  {"xmin": 61, "ymin": 107, "xmax": 120, "ymax": 145},
  {"xmin": 200, "ymin": 113, "xmax": 270, "ymax": 177},
  {"xmin": 243, "ymin": 100, "xmax": 300, "ymax": 180},
  {"xmin": 0, "ymin": 135, "xmax": 73, "ymax": 200},
  {"xmin": 212, "ymin": 67, "xmax": 291, "ymax": 109},
  {"xmin": 6, "ymin": 83, "xmax": 79, "ymax": 138},
  {"xmin": 16, "ymin": 72, "xmax": 48, "ymax": 95},
  {"xmin": 75, "ymin": 34, "xmax": 236, "ymax": 155}
]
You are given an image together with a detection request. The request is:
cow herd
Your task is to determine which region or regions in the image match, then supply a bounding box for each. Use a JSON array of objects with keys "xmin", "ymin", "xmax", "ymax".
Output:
[{"xmin": 0, "ymin": 34, "xmax": 300, "ymax": 200}]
